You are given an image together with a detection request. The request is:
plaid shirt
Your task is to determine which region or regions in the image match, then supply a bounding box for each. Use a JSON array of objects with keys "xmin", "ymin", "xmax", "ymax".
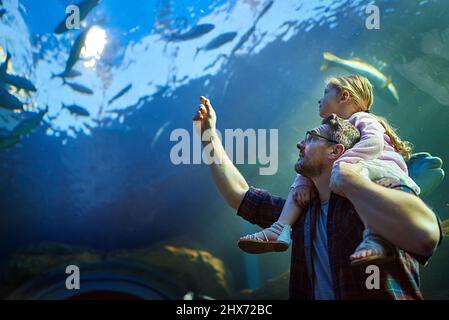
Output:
[{"xmin": 237, "ymin": 186, "xmax": 443, "ymax": 300}]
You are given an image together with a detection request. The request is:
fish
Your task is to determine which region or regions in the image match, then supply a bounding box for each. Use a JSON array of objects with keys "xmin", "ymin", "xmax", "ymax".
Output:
[
  {"xmin": 12, "ymin": 106, "xmax": 48, "ymax": 137},
  {"xmin": 63, "ymin": 79, "xmax": 94, "ymax": 95},
  {"xmin": 102, "ymin": 120, "xmax": 137, "ymax": 134},
  {"xmin": 54, "ymin": 0, "xmax": 100, "ymax": 34},
  {"xmin": 0, "ymin": 8, "xmax": 6, "ymax": 19},
  {"xmin": 205, "ymin": 2, "xmax": 271, "ymax": 69},
  {"xmin": 151, "ymin": 85, "xmax": 169, "ymax": 100},
  {"xmin": 62, "ymin": 103, "xmax": 90, "ymax": 117},
  {"xmin": 0, "ymin": 126, "xmax": 11, "ymax": 137},
  {"xmin": 195, "ymin": 32, "xmax": 238, "ymax": 59},
  {"xmin": 442, "ymin": 219, "xmax": 449, "ymax": 237},
  {"xmin": 230, "ymin": 1, "xmax": 273, "ymax": 57},
  {"xmin": 0, "ymin": 88, "xmax": 24, "ymax": 111},
  {"xmin": 0, "ymin": 51, "xmax": 11, "ymax": 83},
  {"xmin": 394, "ymin": 57, "xmax": 449, "ymax": 107},
  {"xmin": 231, "ymin": 26, "xmax": 255, "ymax": 56},
  {"xmin": 4, "ymin": 74, "xmax": 37, "ymax": 92},
  {"xmin": 108, "ymin": 84, "xmax": 132, "ymax": 105},
  {"xmin": 0, "ymin": 133, "xmax": 19, "ymax": 150},
  {"xmin": 151, "ymin": 120, "xmax": 172, "ymax": 150},
  {"xmin": 406, "ymin": 152, "xmax": 445, "ymax": 198},
  {"xmin": 183, "ymin": 291, "xmax": 215, "ymax": 300},
  {"xmin": 51, "ymin": 69, "xmax": 82, "ymax": 80},
  {"xmin": 320, "ymin": 52, "xmax": 399, "ymax": 105},
  {"xmin": 64, "ymin": 26, "xmax": 92, "ymax": 73},
  {"xmin": 420, "ymin": 29, "xmax": 449, "ymax": 62},
  {"xmin": 375, "ymin": 82, "xmax": 400, "ymax": 106},
  {"xmin": 169, "ymin": 24, "xmax": 215, "ymax": 42},
  {"xmin": 255, "ymin": 0, "xmax": 274, "ymax": 24},
  {"xmin": 203, "ymin": 54, "xmax": 228, "ymax": 71}
]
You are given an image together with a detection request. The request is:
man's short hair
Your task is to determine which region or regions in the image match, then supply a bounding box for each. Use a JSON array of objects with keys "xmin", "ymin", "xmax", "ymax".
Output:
[{"xmin": 322, "ymin": 114, "xmax": 360, "ymax": 149}]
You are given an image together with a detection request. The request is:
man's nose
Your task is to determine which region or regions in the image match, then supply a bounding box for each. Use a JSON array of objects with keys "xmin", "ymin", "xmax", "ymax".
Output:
[
  {"xmin": 297, "ymin": 141, "xmax": 304, "ymax": 150},
  {"xmin": 318, "ymin": 99, "xmax": 322, "ymax": 105}
]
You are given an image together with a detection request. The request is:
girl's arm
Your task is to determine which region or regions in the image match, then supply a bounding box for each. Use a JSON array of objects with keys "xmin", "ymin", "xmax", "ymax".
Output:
[
  {"xmin": 331, "ymin": 162, "xmax": 440, "ymax": 257},
  {"xmin": 334, "ymin": 112, "xmax": 385, "ymax": 166}
]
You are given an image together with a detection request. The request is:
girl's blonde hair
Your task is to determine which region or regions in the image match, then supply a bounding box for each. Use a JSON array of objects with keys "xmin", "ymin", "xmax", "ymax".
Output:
[{"xmin": 326, "ymin": 75, "xmax": 412, "ymax": 160}]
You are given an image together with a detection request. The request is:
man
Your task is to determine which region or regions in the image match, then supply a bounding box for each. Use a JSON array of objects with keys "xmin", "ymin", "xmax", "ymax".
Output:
[{"xmin": 193, "ymin": 96, "xmax": 442, "ymax": 300}]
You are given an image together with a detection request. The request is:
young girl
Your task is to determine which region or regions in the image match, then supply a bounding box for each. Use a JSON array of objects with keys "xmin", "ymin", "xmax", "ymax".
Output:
[{"xmin": 238, "ymin": 75, "xmax": 420, "ymax": 266}]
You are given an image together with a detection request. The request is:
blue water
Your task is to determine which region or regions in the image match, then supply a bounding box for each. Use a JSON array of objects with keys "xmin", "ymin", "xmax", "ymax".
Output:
[{"xmin": 0, "ymin": 0, "xmax": 448, "ymax": 299}]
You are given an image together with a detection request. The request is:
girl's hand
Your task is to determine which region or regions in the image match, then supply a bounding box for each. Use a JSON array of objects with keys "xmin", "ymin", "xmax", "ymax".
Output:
[
  {"xmin": 374, "ymin": 177, "xmax": 401, "ymax": 188},
  {"xmin": 293, "ymin": 184, "xmax": 317, "ymax": 209},
  {"xmin": 330, "ymin": 162, "xmax": 367, "ymax": 197}
]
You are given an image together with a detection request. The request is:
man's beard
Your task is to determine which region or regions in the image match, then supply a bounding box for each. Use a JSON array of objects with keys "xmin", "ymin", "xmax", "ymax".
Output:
[{"xmin": 295, "ymin": 157, "xmax": 321, "ymax": 178}]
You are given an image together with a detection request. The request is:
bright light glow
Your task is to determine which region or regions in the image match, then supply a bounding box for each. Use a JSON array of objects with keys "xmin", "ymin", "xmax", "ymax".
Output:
[{"xmin": 81, "ymin": 26, "xmax": 107, "ymax": 69}]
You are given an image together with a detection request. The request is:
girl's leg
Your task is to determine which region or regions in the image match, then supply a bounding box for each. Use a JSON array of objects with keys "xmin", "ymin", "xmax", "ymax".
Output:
[
  {"xmin": 239, "ymin": 188, "xmax": 301, "ymax": 253},
  {"xmin": 238, "ymin": 176, "xmax": 313, "ymax": 254},
  {"xmin": 278, "ymin": 187, "xmax": 303, "ymax": 226},
  {"xmin": 239, "ymin": 188, "xmax": 301, "ymax": 243},
  {"xmin": 350, "ymin": 175, "xmax": 400, "ymax": 265}
]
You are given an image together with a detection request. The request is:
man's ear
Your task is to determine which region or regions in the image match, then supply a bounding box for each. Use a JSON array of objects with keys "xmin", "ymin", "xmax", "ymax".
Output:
[{"xmin": 329, "ymin": 144, "xmax": 346, "ymax": 159}]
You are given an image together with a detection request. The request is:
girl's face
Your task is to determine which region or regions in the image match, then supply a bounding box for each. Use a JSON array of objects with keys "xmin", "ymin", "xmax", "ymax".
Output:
[{"xmin": 318, "ymin": 84, "xmax": 341, "ymax": 118}]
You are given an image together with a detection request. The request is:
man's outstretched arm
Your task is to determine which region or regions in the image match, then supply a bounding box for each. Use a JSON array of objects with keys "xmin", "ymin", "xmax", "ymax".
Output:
[
  {"xmin": 193, "ymin": 96, "xmax": 249, "ymax": 210},
  {"xmin": 331, "ymin": 163, "xmax": 441, "ymax": 258}
]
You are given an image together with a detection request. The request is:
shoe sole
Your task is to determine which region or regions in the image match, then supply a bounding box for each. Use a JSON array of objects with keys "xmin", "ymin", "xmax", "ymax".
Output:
[
  {"xmin": 238, "ymin": 239, "xmax": 289, "ymax": 254},
  {"xmin": 350, "ymin": 254, "xmax": 396, "ymax": 267}
]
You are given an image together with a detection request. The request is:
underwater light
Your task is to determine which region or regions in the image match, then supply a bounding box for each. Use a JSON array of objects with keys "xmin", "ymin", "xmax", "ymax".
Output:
[{"xmin": 81, "ymin": 26, "xmax": 107, "ymax": 69}]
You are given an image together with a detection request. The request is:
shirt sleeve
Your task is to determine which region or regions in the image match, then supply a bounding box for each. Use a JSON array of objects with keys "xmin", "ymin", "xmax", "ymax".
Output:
[
  {"xmin": 236, "ymin": 186, "xmax": 286, "ymax": 229},
  {"xmin": 408, "ymin": 216, "xmax": 443, "ymax": 266},
  {"xmin": 391, "ymin": 185, "xmax": 444, "ymax": 266}
]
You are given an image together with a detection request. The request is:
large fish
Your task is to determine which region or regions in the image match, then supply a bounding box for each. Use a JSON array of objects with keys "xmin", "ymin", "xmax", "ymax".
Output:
[
  {"xmin": 51, "ymin": 69, "xmax": 82, "ymax": 80},
  {"xmin": 12, "ymin": 106, "xmax": 48, "ymax": 137},
  {"xmin": 394, "ymin": 57, "xmax": 449, "ymax": 107},
  {"xmin": 64, "ymin": 26, "xmax": 92, "ymax": 73},
  {"xmin": 63, "ymin": 103, "xmax": 90, "ymax": 117},
  {"xmin": 321, "ymin": 52, "xmax": 399, "ymax": 105},
  {"xmin": 169, "ymin": 24, "xmax": 215, "ymax": 42},
  {"xmin": 4, "ymin": 74, "xmax": 37, "ymax": 92},
  {"xmin": 54, "ymin": 0, "xmax": 100, "ymax": 34},
  {"xmin": 63, "ymin": 79, "xmax": 94, "ymax": 95},
  {"xmin": 406, "ymin": 152, "xmax": 445, "ymax": 198},
  {"xmin": 195, "ymin": 32, "xmax": 238, "ymax": 59},
  {"xmin": 108, "ymin": 84, "xmax": 132, "ymax": 105},
  {"xmin": 0, "ymin": 88, "xmax": 24, "ymax": 111}
]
